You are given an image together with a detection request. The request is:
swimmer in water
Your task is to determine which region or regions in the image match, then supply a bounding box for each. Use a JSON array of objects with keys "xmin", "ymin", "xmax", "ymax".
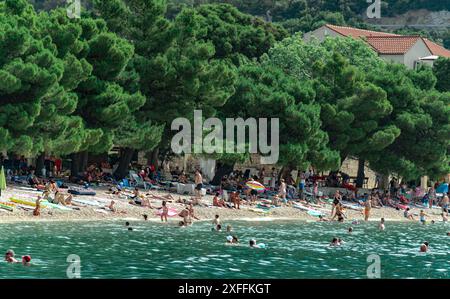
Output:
[
  {"xmin": 379, "ymin": 218, "xmax": 385, "ymax": 231},
  {"xmin": 143, "ymin": 214, "xmax": 148, "ymax": 221},
  {"xmin": 226, "ymin": 235, "xmax": 239, "ymax": 244},
  {"xmin": 5, "ymin": 249, "xmax": 18, "ymax": 263},
  {"xmin": 22, "ymin": 255, "xmax": 31, "ymax": 266},
  {"xmin": 249, "ymin": 239, "xmax": 263, "ymax": 248},
  {"xmin": 330, "ymin": 237, "xmax": 341, "ymax": 246},
  {"xmin": 447, "ymin": 232, "xmax": 450, "ymax": 236},
  {"xmin": 419, "ymin": 241, "xmax": 429, "ymax": 252},
  {"xmin": 348, "ymin": 227, "xmax": 353, "ymax": 233},
  {"xmin": 226, "ymin": 225, "xmax": 232, "ymax": 232},
  {"xmin": 213, "ymin": 224, "xmax": 222, "ymax": 231},
  {"xmin": 213, "ymin": 214, "xmax": 220, "ymax": 226}
]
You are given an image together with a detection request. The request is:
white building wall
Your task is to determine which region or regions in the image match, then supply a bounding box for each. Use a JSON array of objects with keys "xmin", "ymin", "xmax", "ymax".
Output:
[
  {"xmin": 303, "ymin": 26, "xmax": 341, "ymax": 42},
  {"xmin": 403, "ymin": 40, "xmax": 433, "ymax": 69}
]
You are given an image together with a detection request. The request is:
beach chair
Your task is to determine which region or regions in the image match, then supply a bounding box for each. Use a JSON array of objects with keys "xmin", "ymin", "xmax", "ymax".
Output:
[{"xmin": 130, "ymin": 173, "xmax": 150, "ymax": 190}]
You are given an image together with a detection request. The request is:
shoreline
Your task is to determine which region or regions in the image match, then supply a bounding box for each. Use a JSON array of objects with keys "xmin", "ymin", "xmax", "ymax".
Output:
[{"xmin": 0, "ymin": 184, "xmax": 446, "ymax": 225}]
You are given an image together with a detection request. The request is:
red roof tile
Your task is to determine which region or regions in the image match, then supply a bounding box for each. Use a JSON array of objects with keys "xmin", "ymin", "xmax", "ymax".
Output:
[
  {"xmin": 325, "ymin": 24, "xmax": 400, "ymax": 38},
  {"xmin": 423, "ymin": 38, "xmax": 450, "ymax": 58},
  {"xmin": 365, "ymin": 36, "xmax": 422, "ymax": 54},
  {"xmin": 323, "ymin": 24, "xmax": 450, "ymax": 58}
]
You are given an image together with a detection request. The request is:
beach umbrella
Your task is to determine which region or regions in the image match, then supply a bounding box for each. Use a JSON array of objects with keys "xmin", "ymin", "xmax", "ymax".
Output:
[
  {"xmin": 245, "ymin": 181, "xmax": 266, "ymax": 192},
  {"xmin": 0, "ymin": 166, "xmax": 6, "ymax": 197},
  {"xmin": 436, "ymin": 183, "xmax": 448, "ymax": 194}
]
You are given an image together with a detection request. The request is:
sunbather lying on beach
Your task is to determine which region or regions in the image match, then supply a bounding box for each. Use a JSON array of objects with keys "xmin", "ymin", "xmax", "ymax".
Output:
[
  {"xmin": 145, "ymin": 192, "xmax": 175, "ymax": 202},
  {"xmin": 128, "ymin": 188, "xmax": 154, "ymax": 208}
]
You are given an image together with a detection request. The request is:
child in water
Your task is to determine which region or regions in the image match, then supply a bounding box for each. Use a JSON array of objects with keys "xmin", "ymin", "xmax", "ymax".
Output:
[
  {"xmin": 419, "ymin": 210, "xmax": 428, "ymax": 224},
  {"xmin": 379, "ymin": 218, "xmax": 385, "ymax": 231},
  {"xmin": 249, "ymin": 239, "xmax": 266, "ymax": 248},
  {"xmin": 404, "ymin": 208, "xmax": 415, "ymax": 220}
]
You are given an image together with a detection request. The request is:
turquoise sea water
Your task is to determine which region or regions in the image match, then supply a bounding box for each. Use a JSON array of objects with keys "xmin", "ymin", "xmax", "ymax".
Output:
[{"xmin": 0, "ymin": 220, "xmax": 448, "ymax": 279}]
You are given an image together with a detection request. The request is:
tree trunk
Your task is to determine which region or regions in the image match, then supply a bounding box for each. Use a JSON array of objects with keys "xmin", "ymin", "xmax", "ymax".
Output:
[
  {"xmin": 211, "ymin": 162, "xmax": 235, "ymax": 186},
  {"xmin": 148, "ymin": 147, "xmax": 160, "ymax": 170},
  {"xmin": 379, "ymin": 174, "xmax": 389, "ymax": 190},
  {"xmin": 114, "ymin": 147, "xmax": 135, "ymax": 179},
  {"xmin": 355, "ymin": 158, "xmax": 366, "ymax": 188},
  {"xmin": 80, "ymin": 151, "xmax": 88, "ymax": 171},
  {"xmin": 278, "ymin": 165, "xmax": 294, "ymax": 182},
  {"xmin": 35, "ymin": 152, "xmax": 45, "ymax": 176},
  {"xmin": 70, "ymin": 153, "xmax": 81, "ymax": 177}
]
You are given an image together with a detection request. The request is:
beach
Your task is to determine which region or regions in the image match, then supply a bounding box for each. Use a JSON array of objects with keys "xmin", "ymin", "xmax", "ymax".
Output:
[{"xmin": 0, "ymin": 184, "xmax": 445, "ymax": 224}]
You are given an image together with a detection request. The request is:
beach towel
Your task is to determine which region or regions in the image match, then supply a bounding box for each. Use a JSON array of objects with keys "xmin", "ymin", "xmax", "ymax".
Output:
[{"xmin": 68, "ymin": 187, "xmax": 96, "ymax": 196}]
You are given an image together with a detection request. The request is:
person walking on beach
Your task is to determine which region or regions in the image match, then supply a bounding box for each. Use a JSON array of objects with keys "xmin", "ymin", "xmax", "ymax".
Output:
[
  {"xmin": 194, "ymin": 170, "xmax": 203, "ymax": 200},
  {"xmin": 161, "ymin": 201, "xmax": 169, "ymax": 222},
  {"xmin": 33, "ymin": 196, "xmax": 41, "ymax": 216},
  {"xmin": 364, "ymin": 195, "xmax": 372, "ymax": 221},
  {"xmin": 278, "ymin": 179, "xmax": 287, "ymax": 202},
  {"xmin": 427, "ymin": 186, "xmax": 436, "ymax": 209},
  {"xmin": 231, "ymin": 191, "xmax": 240, "ymax": 209},
  {"xmin": 270, "ymin": 168, "xmax": 277, "ymax": 190},
  {"xmin": 331, "ymin": 191, "xmax": 341, "ymax": 217},
  {"xmin": 442, "ymin": 192, "xmax": 449, "ymax": 217},
  {"xmin": 188, "ymin": 203, "xmax": 200, "ymax": 222}
]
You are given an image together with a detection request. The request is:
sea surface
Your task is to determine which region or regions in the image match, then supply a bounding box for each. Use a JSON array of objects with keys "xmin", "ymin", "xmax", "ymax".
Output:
[{"xmin": 0, "ymin": 220, "xmax": 448, "ymax": 279}]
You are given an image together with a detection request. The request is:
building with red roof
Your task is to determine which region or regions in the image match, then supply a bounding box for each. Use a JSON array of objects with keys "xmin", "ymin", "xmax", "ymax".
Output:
[{"xmin": 304, "ymin": 24, "xmax": 450, "ymax": 69}]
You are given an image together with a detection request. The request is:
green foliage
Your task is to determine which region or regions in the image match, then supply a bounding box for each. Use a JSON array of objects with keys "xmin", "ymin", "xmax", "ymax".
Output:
[{"xmin": 433, "ymin": 57, "xmax": 450, "ymax": 92}]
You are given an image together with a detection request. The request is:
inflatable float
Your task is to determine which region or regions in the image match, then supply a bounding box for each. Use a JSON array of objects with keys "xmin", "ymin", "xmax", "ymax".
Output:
[
  {"xmin": 0, "ymin": 202, "xmax": 14, "ymax": 212},
  {"xmin": 293, "ymin": 203, "xmax": 324, "ymax": 217},
  {"xmin": 155, "ymin": 207, "xmax": 178, "ymax": 217},
  {"xmin": 10, "ymin": 197, "xmax": 47, "ymax": 208}
]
